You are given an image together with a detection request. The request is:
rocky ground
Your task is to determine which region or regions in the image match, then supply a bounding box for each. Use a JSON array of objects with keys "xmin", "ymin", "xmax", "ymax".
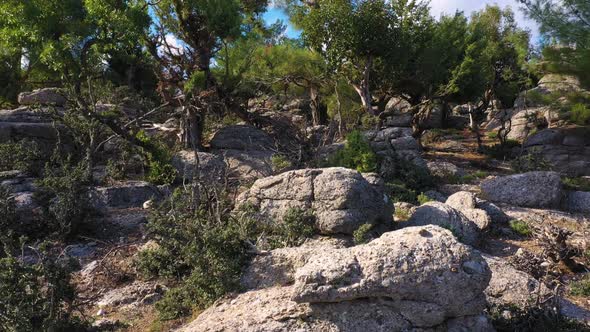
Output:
[{"xmin": 2, "ymin": 81, "xmax": 590, "ymax": 331}]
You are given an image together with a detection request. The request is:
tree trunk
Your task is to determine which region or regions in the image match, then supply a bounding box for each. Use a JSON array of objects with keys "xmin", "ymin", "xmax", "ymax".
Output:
[
  {"xmin": 352, "ymin": 56, "xmax": 375, "ymax": 115},
  {"xmin": 309, "ymin": 85, "xmax": 327, "ymax": 126}
]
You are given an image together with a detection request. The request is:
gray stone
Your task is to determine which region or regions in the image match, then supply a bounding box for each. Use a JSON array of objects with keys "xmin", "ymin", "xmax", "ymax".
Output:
[
  {"xmin": 480, "ymin": 171, "xmax": 563, "ymax": 208},
  {"xmin": 18, "ymin": 88, "xmax": 66, "ymax": 106},
  {"xmin": 90, "ymin": 181, "xmax": 163, "ymax": 210},
  {"xmin": 210, "ymin": 125, "xmax": 274, "ymax": 151},
  {"xmin": 427, "ymin": 161, "xmax": 465, "ymax": 179},
  {"xmin": 405, "ymin": 202, "xmax": 482, "ymax": 245},
  {"xmin": 236, "ymin": 168, "xmax": 393, "ymax": 235},
  {"xmin": 292, "ymin": 226, "xmax": 491, "ymax": 324},
  {"xmin": 563, "ymin": 191, "xmax": 590, "ymax": 214},
  {"xmin": 171, "ymin": 150, "xmax": 226, "ymax": 183},
  {"xmin": 446, "ymin": 191, "xmax": 477, "ymax": 210}
]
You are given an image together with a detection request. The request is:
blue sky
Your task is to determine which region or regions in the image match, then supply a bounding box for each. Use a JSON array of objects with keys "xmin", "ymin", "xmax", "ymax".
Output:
[{"xmin": 263, "ymin": 1, "xmax": 541, "ymax": 43}]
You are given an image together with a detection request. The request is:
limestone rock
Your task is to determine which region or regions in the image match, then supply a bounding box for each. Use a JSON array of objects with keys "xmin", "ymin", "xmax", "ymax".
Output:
[
  {"xmin": 563, "ymin": 191, "xmax": 590, "ymax": 214},
  {"xmin": 480, "ymin": 171, "xmax": 563, "ymax": 208},
  {"xmin": 90, "ymin": 181, "xmax": 163, "ymax": 210},
  {"xmin": 483, "ymin": 254, "xmax": 547, "ymax": 308},
  {"xmin": 446, "ymin": 191, "xmax": 492, "ymax": 230},
  {"xmin": 171, "ymin": 150, "xmax": 226, "ymax": 182},
  {"xmin": 210, "ymin": 125, "xmax": 274, "ymax": 151},
  {"xmin": 427, "ymin": 161, "xmax": 465, "ymax": 179},
  {"xmin": 18, "ymin": 88, "xmax": 66, "ymax": 106},
  {"xmin": 405, "ymin": 202, "xmax": 482, "ymax": 245},
  {"xmin": 236, "ymin": 168, "xmax": 393, "ymax": 235}
]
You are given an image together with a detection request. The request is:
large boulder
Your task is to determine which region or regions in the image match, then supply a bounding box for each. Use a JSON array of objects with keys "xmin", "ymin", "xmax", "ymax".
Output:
[
  {"xmin": 563, "ymin": 191, "xmax": 590, "ymax": 214},
  {"xmin": 171, "ymin": 151, "xmax": 226, "ymax": 183},
  {"xmin": 446, "ymin": 191, "xmax": 492, "ymax": 231},
  {"xmin": 210, "ymin": 125, "xmax": 274, "ymax": 151},
  {"xmin": 235, "ymin": 168, "xmax": 393, "ymax": 235},
  {"xmin": 364, "ymin": 127, "xmax": 428, "ymax": 177},
  {"xmin": 18, "ymin": 88, "xmax": 66, "ymax": 106},
  {"xmin": 405, "ymin": 201, "xmax": 482, "ymax": 245},
  {"xmin": 523, "ymin": 127, "xmax": 590, "ymax": 176},
  {"xmin": 480, "ymin": 171, "xmax": 563, "ymax": 208},
  {"xmin": 483, "ymin": 254, "xmax": 547, "ymax": 308},
  {"xmin": 180, "ymin": 226, "xmax": 494, "ymax": 332},
  {"xmin": 210, "ymin": 125, "xmax": 277, "ymax": 184},
  {"xmin": 90, "ymin": 181, "xmax": 163, "ymax": 210}
]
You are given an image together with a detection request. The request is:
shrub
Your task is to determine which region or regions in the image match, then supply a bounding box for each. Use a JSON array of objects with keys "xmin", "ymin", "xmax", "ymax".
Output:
[
  {"xmin": 353, "ymin": 223, "xmax": 373, "ymax": 245},
  {"xmin": 563, "ymin": 177, "xmax": 590, "ymax": 192},
  {"xmin": 394, "ymin": 209, "xmax": 410, "ymax": 222},
  {"xmin": 490, "ymin": 303, "xmax": 589, "ymax": 332},
  {"xmin": 271, "ymin": 154, "xmax": 292, "ymax": 173},
  {"xmin": 266, "ymin": 207, "xmax": 316, "ymax": 249},
  {"xmin": 511, "ymin": 151, "xmax": 553, "ymax": 173},
  {"xmin": 487, "ymin": 131, "xmax": 499, "ymax": 139},
  {"xmin": 0, "ymin": 140, "xmax": 44, "ymax": 175},
  {"xmin": 417, "ymin": 192, "xmax": 433, "ymax": 205},
  {"xmin": 570, "ymin": 103, "xmax": 590, "ymax": 126},
  {"xmin": 35, "ymin": 160, "xmax": 94, "ymax": 239},
  {"xmin": 509, "ymin": 220, "xmax": 533, "ymax": 237},
  {"xmin": 0, "ymin": 244, "xmax": 87, "ymax": 331},
  {"xmin": 570, "ymin": 276, "xmax": 590, "ymax": 297},
  {"xmin": 328, "ymin": 130, "xmax": 377, "ymax": 173},
  {"xmin": 483, "ymin": 139, "xmax": 521, "ymax": 160},
  {"xmin": 136, "ymin": 131, "xmax": 177, "ymax": 185},
  {"xmin": 386, "ymin": 182, "xmax": 419, "ymax": 204}
]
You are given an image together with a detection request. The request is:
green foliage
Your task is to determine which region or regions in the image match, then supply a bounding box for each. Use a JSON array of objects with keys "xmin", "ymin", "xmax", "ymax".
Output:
[
  {"xmin": 328, "ymin": 130, "xmax": 377, "ymax": 173},
  {"xmin": 570, "ymin": 276, "xmax": 590, "ymax": 297},
  {"xmin": 571, "ymin": 103, "xmax": 590, "ymax": 125},
  {"xmin": 483, "ymin": 139, "xmax": 521, "ymax": 160},
  {"xmin": 137, "ymin": 187, "xmax": 252, "ymax": 319},
  {"xmin": 0, "ymin": 140, "xmax": 44, "ymax": 175},
  {"xmin": 417, "ymin": 193, "xmax": 433, "ymax": 205},
  {"xmin": 394, "ymin": 209, "xmax": 411, "ymax": 222},
  {"xmin": 511, "ymin": 151, "xmax": 553, "ymax": 173},
  {"xmin": 458, "ymin": 171, "xmax": 490, "ymax": 184},
  {"xmin": 0, "ymin": 244, "xmax": 86, "ymax": 331},
  {"xmin": 271, "ymin": 154, "xmax": 292, "ymax": 173},
  {"xmin": 490, "ymin": 303, "xmax": 590, "ymax": 332},
  {"xmin": 509, "ymin": 219, "xmax": 533, "ymax": 237},
  {"xmin": 522, "ymin": 0, "xmax": 590, "ymax": 88},
  {"xmin": 353, "ymin": 223, "xmax": 373, "ymax": 245},
  {"xmin": 35, "ymin": 159, "xmax": 93, "ymax": 239},
  {"xmin": 135, "ymin": 131, "xmax": 177, "ymax": 185},
  {"xmin": 563, "ymin": 177, "xmax": 590, "ymax": 192},
  {"xmin": 386, "ymin": 182, "xmax": 419, "ymax": 205}
]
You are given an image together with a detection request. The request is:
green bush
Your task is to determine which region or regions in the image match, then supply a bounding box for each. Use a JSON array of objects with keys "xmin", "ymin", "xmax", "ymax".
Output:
[
  {"xmin": 137, "ymin": 186, "xmax": 319, "ymax": 320},
  {"xmin": 509, "ymin": 220, "xmax": 533, "ymax": 237},
  {"xmin": 0, "ymin": 244, "xmax": 87, "ymax": 331},
  {"xmin": 483, "ymin": 139, "xmax": 521, "ymax": 160},
  {"xmin": 511, "ymin": 151, "xmax": 553, "ymax": 173},
  {"xmin": 417, "ymin": 192, "xmax": 433, "ymax": 205},
  {"xmin": 563, "ymin": 177, "xmax": 590, "ymax": 192},
  {"xmin": 353, "ymin": 223, "xmax": 373, "ymax": 245},
  {"xmin": 0, "ymin": 140, "xmax": 44, "ymax": 175},
  {"xmin": 386, "ymin": 182, "xmax": 419, "ymax": 204},
  {"xmin": 328, "ymin": 130, "xmax": 377, "ymax": 173},
  {"xmin": 135, "ymin": 131, "xmax": 177, "ymax": 185},
  {"xmin": 271, "ymin": 154, "xmax": 292, "ymax": 173},
  {"xmin": 35, "ymin": 160, "xmax": 94, "ymax": 239},
  {"xmin": 570, "ymin": 276, "xmax": 590, "ymax": 297}
]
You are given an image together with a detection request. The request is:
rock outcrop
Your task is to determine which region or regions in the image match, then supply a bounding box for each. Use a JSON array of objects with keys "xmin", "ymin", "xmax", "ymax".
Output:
[
  {"xmin": 235, "ymin": 168, "xmax": 393, "ymax": 235},
  {"xmin": 523, "ymin": 127, "xmax": 590, "ymax": 176},
  {"xmin": 364, "ymin": 127, "xmax": 427, "ymax": 177},
  {"xmin": 210, "ymin": 125, "xmax": 277, "ymax": 183},
  {"xmin": 480, "ymin": 171, "xmax": 563, "ymax": 209},
  {"xmin": 18, "ymin": 88, "xmax": 66, "ymax": 106},
  {"xmin": 90, "ymin": 181, "xmax": 164, "ymax": 210},
  {"xmin": 563, "ymin": 190, "xmax": 590, "ymax": 214},
  {"xmin": 180, "ymin": 226, "xmax": 494, "ymax": 332},
  {"xmin": 405, "ymin": 201, "xmax": 483, "ymax": 245},
  {"xmin": 171, "ymin": 150, "xmax": 226, "ymax": 183},
  {"xmin": 445, "ymin": 191, "xmax": 492, "ymax": 231}
]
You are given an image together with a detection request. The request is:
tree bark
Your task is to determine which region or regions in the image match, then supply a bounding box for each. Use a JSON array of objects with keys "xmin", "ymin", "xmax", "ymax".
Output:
[{"xmin": 352, "ymin": 56, "xmax": 375, "ymax": 115}]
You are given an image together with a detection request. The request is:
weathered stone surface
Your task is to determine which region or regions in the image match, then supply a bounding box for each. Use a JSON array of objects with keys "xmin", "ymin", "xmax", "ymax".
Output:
[
  {"xmin": 364, "ymin": 127, "xmax": 427, "ymax": 177},
  {"xmin": 563, "ymin": 191, "xmax": 590, "ymax": 214},
  {"xmin": 427, "ymin": 161, "xmax": 465, "ymax": 179},
  {"xmin": 18, "ymin": 88, "xmax": 66, "ymax": 106},
  {"xmin": 218, "ymin": 149, "xmax": 275, "ymax": 184},
  {"xmin": 210, "ymin": 125, "xmax": 274, "ymax": 151},
  {"xmin": 292, "ymin": 226, "xmax": 490, "ymax": 312},
  {"xmin": 423, "ymin": 190, "xmax": 448, "ymax": 203},
  {"xmin": 406, "ymin": 202, "xmax": 482, "ymax": 245},
  {"xmin": 483, "ymin": 254, "xmax": 547, "ymax": 308},
  {"xmin": 523, "ymin": 128, "xmax": 590, "ymax": 176},
  {"xmin": 171, "ymin": 150, "xmax": 225, "ymax": 182},
  {"xmin": 236, "ymin": 168, "xmax": 393, "ymax": 235},
  {"xmin": 90, "ymin": 181, "xmax": 163, "ymax": 210},
  {"xmin": 180, "ymin": 226, "xmax": 493, "ymax": 332},
  {"xmin": 446, "ymin": 191, "xmax": 477, "ymax": 211},
  {"xmin": 480, "ymin": 171, "xmax": 563, "ymax": 208},
  {"xmin": 97, "ymin": 281, "xmax": 166, "ymax": 308}
]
